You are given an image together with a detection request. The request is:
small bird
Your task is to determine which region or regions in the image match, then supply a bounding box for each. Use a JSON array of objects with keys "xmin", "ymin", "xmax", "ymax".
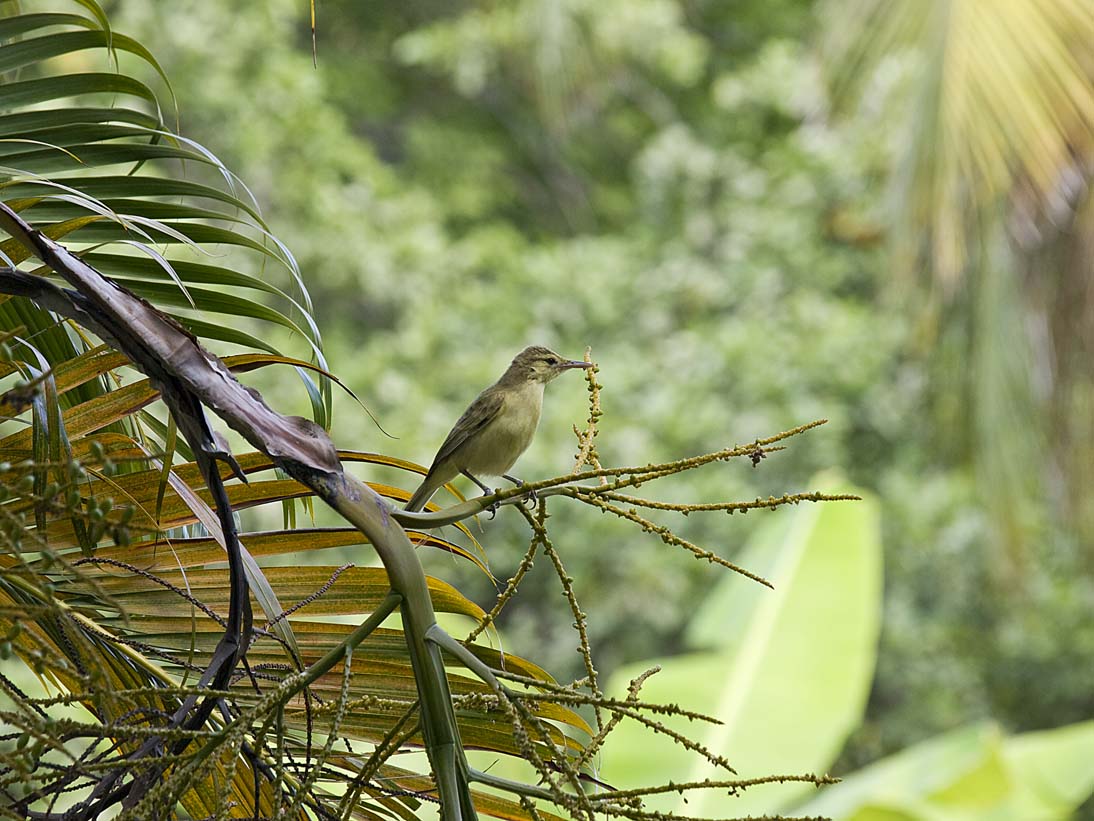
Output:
[{"xmin": 404, "ymin": 346, "xmax": 592, "ymax": 511}]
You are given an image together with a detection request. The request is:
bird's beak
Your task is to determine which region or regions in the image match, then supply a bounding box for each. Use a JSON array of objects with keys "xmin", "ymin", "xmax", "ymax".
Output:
[{"xmin": 559, "ymin": 360, "xmax": 593, "ymax": 370}]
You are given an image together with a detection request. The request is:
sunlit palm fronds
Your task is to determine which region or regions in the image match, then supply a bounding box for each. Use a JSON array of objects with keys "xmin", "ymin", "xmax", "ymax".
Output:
[{"xmin": 820, "ymin": 0, "xmax": 1094, "ymax": 284}]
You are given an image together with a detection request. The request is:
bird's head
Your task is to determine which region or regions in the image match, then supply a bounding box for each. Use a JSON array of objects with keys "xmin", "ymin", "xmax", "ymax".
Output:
[{"xmin": 509, "ymin": 345, "xmax": 592, "ymax": 384}]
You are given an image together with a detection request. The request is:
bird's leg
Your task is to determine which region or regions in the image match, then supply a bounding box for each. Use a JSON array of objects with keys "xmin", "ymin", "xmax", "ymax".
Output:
[
  {"xmin": 461, "ymin": 470, "xmax": 493, "ymax": 495},
  {"xmin": 502, "ymin": 474, "xmax": 538, "ymax": 508},
  {"xmin": 462, "ymin": 470, "xmax": 500, "ymax": 518}
]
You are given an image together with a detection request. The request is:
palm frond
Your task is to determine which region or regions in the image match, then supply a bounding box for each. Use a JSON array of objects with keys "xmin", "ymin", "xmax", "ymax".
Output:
[
  {"xmin": 0, "ymin": 0, "xmax": 327, "ymax": 422},
  {"xmin": 819, "ymin": 0, "xmax": 1094, "ymax": 283}
]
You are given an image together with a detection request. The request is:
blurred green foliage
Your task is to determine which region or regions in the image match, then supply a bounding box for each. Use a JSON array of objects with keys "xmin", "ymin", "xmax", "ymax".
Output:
[
  {"xmin": 108, "ymin": 0, "xmax": 1094, "ymax": 792},
  {"xmin": 604, "ymin": 473, "xmax": 883, "ymax": 815}
]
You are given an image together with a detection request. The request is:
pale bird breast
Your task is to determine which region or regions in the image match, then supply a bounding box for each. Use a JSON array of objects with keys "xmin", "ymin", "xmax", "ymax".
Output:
[{"xmin": 461, "ymin": 382, "xmax": 544, "ymax": 476}]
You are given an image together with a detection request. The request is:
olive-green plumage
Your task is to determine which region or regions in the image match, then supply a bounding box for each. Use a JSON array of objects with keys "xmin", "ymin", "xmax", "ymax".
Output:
[{"xmin": 405, "ymin": 346, "xmax": 591, "ymax": 511}]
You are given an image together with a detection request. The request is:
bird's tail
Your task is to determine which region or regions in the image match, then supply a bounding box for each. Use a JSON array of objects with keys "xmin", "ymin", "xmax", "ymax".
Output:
[{"xmin": 404, "ymin": 471, "xmax": 444, "ymax": 512}]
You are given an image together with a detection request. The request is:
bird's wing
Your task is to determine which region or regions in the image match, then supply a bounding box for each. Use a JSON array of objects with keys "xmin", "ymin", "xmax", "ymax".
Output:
[{"xmin": 427, "ymin": 388, "xmax": 505, "ymax": 474}]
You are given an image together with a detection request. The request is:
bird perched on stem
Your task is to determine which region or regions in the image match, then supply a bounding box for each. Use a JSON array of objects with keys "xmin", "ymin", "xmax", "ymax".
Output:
[{"xmin": 404, "ymin": 346, "xmax": 592, "ymax": 512}]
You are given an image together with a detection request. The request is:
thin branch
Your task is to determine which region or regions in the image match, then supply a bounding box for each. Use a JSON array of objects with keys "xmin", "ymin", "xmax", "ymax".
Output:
[
  {"xmin": 587, "ymin": 773, "xmax": 839, "ymax": 803},
  {"xmin": 576, "ymin": 492, "xmax": 774, "ymax": 588},
  {"xmin": 594, "ymin": 490, "xmax": 861, "ymax": 514},
  {"xmin": 393, "ymin": 422, "xmax": 824, "ymax": 529}
]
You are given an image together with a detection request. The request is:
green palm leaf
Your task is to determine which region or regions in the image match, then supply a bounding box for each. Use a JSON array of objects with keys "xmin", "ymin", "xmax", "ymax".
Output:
[{"xmin": 820, "ymin": 0, "xmax": 1094, "ymax": 281}]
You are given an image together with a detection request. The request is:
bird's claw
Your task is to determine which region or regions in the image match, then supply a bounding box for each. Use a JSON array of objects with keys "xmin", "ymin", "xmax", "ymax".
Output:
[
  {"xmin": 479, "ymin": 477, "xmax": 537, "ymax": 519},
  {"xmin": 502, "ymin": 474, "xmax": 537, "ymax": 508}
]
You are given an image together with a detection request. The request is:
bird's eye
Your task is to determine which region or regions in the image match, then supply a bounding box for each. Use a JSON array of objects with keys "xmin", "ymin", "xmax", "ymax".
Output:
[{"xmin": 545, "ymin": 357, "xmax": 559, "ymax": 366}]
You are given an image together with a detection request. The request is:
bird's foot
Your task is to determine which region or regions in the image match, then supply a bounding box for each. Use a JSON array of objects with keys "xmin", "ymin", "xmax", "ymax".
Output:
[
  {"xmin": 521, "ymin": 485, "xmax": 538, "ymax": 508},
  {"xmin": 503, "ymin": 474, "xmax": 538, "ymax": 508}
]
